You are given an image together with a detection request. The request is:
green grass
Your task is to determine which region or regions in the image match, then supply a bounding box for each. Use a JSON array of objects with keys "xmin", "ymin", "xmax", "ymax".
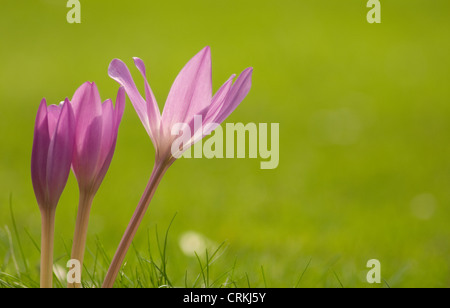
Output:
[
  {"xmin": 0, "ymin": 204, "xmax": 399, "ymax": 288},
  {"xmin": 1, "ymin": 209, "xmax": 308, "ymax": 288},
  {"xmin": 1, "ymin": 0, "xmax": 450, "ymax": 288}
]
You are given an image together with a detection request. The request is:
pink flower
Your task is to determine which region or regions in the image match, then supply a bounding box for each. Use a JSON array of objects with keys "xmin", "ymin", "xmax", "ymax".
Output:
[
  {"xmin": 68, "ymin": 81, "xmax": 125, "ymax": 287},
  {"xmin": 108, "ymin": 46, "xmax": 253, "ymax": 165},
  {"xmin": 103, "ymin": 46, "xmax": 253, "ymax": 287},
  {"xmin": 70, "ymin": 82, "xmax": 125, "ymax": 196},
  {"xmin": 31, "ymin": 98, "xmax": 75, "ymax": 288},
  {"xmin": 31, "ymin": 99, "xmax": 75, "ymax": 212}
]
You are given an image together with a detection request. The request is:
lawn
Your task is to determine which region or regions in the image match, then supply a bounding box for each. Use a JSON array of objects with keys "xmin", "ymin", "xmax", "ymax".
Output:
[{"xmin": 0, "ymin": 0, "xmax": 449, "ymax": 288}]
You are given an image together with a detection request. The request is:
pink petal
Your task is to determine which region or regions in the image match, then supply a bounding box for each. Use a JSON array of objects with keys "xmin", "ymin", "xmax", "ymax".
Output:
[
  {"xmin": 46, "ymin": 104, "xmax": 62, "ymax": 138},
  {"xmin": 181, "ymin": 106, "xmax": 210, "ymax": 154},
  {"xmin": 108, "ymin": 59, "xmax": 152, "ymax": 137},
  {"xmin": 203, "ymin": 74, "xmax": 236, "ymax": 128},
  {"xmin": 161, "ymin": 46, "xmax": 212, "ymax": 132},
  {"xmin": 31, "ymin": 99, "xmax": 50, "ymax": 208},
  {"xmin": 133, "ymin": 57, "xmax": 161, "ymax": 144},
  {"xmin": 71, "ymin": 82, "xmax": 104, "ymax": 188},
  {"xmin": 113, "ymin": 86, "xmax": 126, "ymax": 131},
  {"xmin": 91, "ymin": 140, "xmax": 117, "ymax": 195},
  {"xmin": 213, "ymin": 67, "xmax": 253, "ymax": 125},
  {"xmin": 46, "ymin": 99, "xmax": 75, "ymax": 208},
  {"xmin": 92, "ymin": 87, "xmax": 125, "ymax": 194},
  {"xmin": 98, "ymin": 99, "xmax": 114, "ymax": 168}
]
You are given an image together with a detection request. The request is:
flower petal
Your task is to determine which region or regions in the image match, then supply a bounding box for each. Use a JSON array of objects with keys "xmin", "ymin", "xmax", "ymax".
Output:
[
  {"xmin": 108, "ymin": 59, "xmax": 153, "ymax": 138},
  {"xmin": 91, "ymin": 143, "xmax": 116, "ymax": 195},
  {"xmin": 175, "ymin": 106, "xmax": 210, "ymax": 157},
  {"xmin": 132, "ymin": 57, "xmax": 161, "ymax": 145},
  {"xmin": 175, "ymin": 73, "xmax": 235, "ymax": 154},
  {"xmin": 46, "ymin": 99, "xmax": 75, "ymax": 208},
  {"xmin": 161, "ymin": 46, "xmax": 212, "ymax": 132},
  {"xmin": 90, "ymin": 87, "xmax": 125, "ymax": 194},
  {"xmin": 31, "ymin": 99, "xmax": 50, "ymax": 208},
  {"xmin": 46, "ymin": 104, "xmax": 62, "ymax": 138},
  {"xmin": 203, "ymin": 74, "xmax": 236, "ymax": 129},
  {"xmin": 213, "ymin": 67, "xmax": 253, "ymax": 125},
  {"xmin": 113, "ymin": 86, "xmax": 126, "ymax": 131},
  {"xmin": 71, "ymin": 82, "xmax": 104, "ymax": 189},
  {"xmin": 98, "ymin": 99, "xmax": 115, "ymax": 169}
]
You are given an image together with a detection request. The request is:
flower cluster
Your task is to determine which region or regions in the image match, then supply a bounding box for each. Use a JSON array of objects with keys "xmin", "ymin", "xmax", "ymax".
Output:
[{"xmin": 31, "ymin": 47, "xmax": 252, "ymax": 288}]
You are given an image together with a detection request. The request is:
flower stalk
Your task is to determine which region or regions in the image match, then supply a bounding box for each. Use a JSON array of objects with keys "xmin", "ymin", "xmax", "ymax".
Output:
[
  {"xmin": 39, "ymin": 209, "xmax": 56, "ymax": 288},
  {"xmin": 67, "ymin": 190, "xmax": 94, "ymax": 288},
  {"xmin": 102, "ymin": 159, "xmax": 172, "ymax": 288}
]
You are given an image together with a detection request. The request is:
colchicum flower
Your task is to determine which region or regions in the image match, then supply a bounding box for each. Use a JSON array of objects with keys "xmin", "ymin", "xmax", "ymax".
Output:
[
  {"xmin": 103, "ymin": 46, "xmax": 253, "ymax": 287},
  {"xmin": 31, "ymin": 99, "xmax": 75, "ymax": 288},
  {"xmin": 68, "ymin": 82, "xmax": 125, "ymax": 288}
]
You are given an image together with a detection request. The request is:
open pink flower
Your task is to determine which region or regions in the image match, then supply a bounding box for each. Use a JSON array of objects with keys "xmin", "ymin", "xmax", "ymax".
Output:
[
  {"xmin": 103, "ymin": 46, "xmax": 253, "ymax": 287},
  {"xmin": 108, "ymin": 46, "xmax": 253, "ymax": 165}
]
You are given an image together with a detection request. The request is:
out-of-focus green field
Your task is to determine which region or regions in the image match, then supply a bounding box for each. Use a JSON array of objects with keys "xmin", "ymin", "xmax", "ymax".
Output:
[{"xmin": 0, "ymin": 0, "xmax": 449, "ymax": 287}]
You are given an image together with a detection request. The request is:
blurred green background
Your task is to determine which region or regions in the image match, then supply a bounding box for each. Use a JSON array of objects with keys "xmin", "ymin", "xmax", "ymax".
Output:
[{"xmin": 0, "ymin": 0, "xmax": 449, "ymax": 287}]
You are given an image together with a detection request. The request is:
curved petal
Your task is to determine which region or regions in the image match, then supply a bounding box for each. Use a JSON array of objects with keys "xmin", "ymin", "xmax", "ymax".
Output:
[
  {"xmin": 113, "ymin": 86, "xmax": 126, "ymax": 131},
  {"xmin": 172, "ymin": 106, "xmax": 210, "ymax": 158},
  {"xmin": 91, "ymin": 139, "xmax": 117, "ymax": 195},
  {"xmin": 92, "ymin": 87, "xmax": 125, "ymax": 195},
  {"xmin": 97, "ymin": 99, "xmax": 114, "ymax": 171},
  {"xmin": 31, "ymin": 99, "xmax": 50, "ymax": 209},
  {"xmin": 71, "ymin": 82, "xmax": 103, "ymax": 189},
  {"xmin": 108, "ymin": 59, "xmax": 152, "ymax": 138},
  {"xmin": 176, "ymin": 73, "xmax": 236, "ymax": 149},
  {"xmin": 203, "ymin": 74, "xmax": 236, "ymax": 128},
  {"xmin": 46, "ymin": 99, "xmax": 75, "ymax": 209},
  {"xmin": 133, "ymin": 57, "xmax": 161, "ymax": 131},
  {"xmin": 161, "ymin": 46, "xmax": 212, "ymax": 132},
  {"xmin": 213, "ymin": 67, "xmax": 253, "ymax": 125}
]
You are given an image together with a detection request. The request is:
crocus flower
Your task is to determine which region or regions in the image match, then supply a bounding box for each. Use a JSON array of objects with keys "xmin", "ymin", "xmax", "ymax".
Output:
[
  {"xmin": 103, "ymin": 46, "xmax": 252, "ymax": 287},
  {"xmin": 68, "ymin": 82, "xmax": 125, "ymax": 288},
  {"xmin": 31, "ymin": 99, "xmax": 75, "ymax": 288}
]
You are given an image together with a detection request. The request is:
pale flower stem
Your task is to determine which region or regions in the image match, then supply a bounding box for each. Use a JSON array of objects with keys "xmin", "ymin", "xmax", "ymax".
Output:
[
  {"xmin": 102, "ymin": 161, "xmax": 169, "ymax": 288},
  {"xmin": 40, "ymin": 209, "xmax": 56, "ymax": 288},
  {"xmin": 68, "ymin": 191, "xmax": 94, "ymax": 288}
]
